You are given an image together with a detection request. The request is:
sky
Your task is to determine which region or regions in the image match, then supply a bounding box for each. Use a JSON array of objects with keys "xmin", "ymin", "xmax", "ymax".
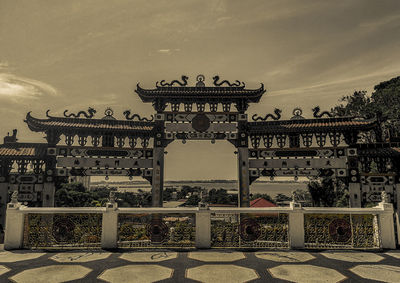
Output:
[{"xmin": 1, "ymin": 0, "xmax": 400, "ymax": 180}]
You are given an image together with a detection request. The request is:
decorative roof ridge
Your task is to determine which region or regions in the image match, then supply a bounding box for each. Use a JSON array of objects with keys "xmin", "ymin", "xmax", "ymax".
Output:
[
  {"xmin": 0, "ymin": 142, "xmax": 48, "ymax": 148},
  {"xmin": 136, "ymin": 82, "xmax": 264, "ymax": 92},
  {"xmin": 25, "ymin": 112, "xmax": 154, "ymax": 126},
  {"xmin": 249, "ymin": 116, "xmax": 376, "ymax": 125}
]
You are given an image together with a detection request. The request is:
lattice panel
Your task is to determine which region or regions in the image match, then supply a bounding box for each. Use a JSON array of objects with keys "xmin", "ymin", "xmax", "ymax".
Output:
[
  {"xmin": 304, "ymin": 214, "xmax": 380, "ymax": 249},
  {"xmin": 211, "ymin": 213, "xmax": 289, "ymax": 248},
  {"xmin": 23, "ymin": 213, "xmax": 102, "ymax": 249},
  {"xmin": 117, "ymin": 213, "xmax": 196, "ymax": 248}
]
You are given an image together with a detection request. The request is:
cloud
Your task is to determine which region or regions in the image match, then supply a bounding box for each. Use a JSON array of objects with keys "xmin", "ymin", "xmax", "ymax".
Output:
[
  {"xmin": 217, "ymin": 16, "xmax": 231, "ymax": 23},
  {"xmin": 0, "ymin": 61, "xmax": 9, "ymax": 70},
  {"xmin": 154, "ymin": 49, "xmax": 181, "ymax": 56},
  {"xmin": 269, "ymin": 67, "xmax": 400, "ymax": 97},
  {"xmin": 0, "ymin": 73, "xmax": 58, "ymax": 100},
  {"xmin": 157, "ymin": 49, "xmax": 171, "ymax": 54},
  {"xmin": 359, "ymin": 14, "xmax": 400, "ymax": 29}
]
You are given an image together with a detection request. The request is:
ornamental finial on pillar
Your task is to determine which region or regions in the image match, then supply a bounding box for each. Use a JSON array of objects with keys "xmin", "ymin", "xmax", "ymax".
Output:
[
  {"xmin": 106, "ymin": 190, "xmax": 118, "ymax": 210},
  {"xmin": 7, "ymin": 190, "xmax": 21, "ymax": 209},
  {"xmin": 290, "ymin": 190, "xmax": 301, "ymax": 208},
  {"xmin": 11, "ymin": 190, "xmax": 18, "ymax": 204},
  {"xmin": 381, "ymin": 191, "xmax": 388, "ymax": 203},
  {"xmin": 109, "ymin": 191, "xmax": 116, "ymax": 204}
]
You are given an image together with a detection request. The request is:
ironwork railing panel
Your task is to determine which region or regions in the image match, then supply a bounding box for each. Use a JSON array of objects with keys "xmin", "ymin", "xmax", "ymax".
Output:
[
  {"xmin": 117, "ymin": 213, "xmax": 196, "ymax": 248},
  {"xmin": 22, "ymin": 213, "xmax": 102, "ymax": 249},
  {"xmin": 304, "ymin": 214, "xmax": 380, "ymax": 249},
  {"xmin": 211, "ymin": 213, "xmax": 289, "ymax": 248}
]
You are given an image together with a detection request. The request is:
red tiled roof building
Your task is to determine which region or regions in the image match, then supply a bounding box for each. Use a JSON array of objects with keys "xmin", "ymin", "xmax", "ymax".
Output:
[{"xmin": 250, "ymin": 198, "xmax": 277, "ymax": 208}]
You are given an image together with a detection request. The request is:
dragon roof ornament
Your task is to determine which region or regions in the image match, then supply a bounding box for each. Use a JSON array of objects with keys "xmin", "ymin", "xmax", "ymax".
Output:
[
  {"xmin": 64, "ymin": 107, "xmax": 96, "ymax": 119},
  {"xmin": 135, "ymin": 75, "xmax": 266, "ymax": 110}
]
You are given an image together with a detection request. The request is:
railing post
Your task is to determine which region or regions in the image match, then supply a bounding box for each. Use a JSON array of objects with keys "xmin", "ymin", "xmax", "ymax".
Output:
[
  {"xmin": 4, "ymin": 191, "xmax": 25, "ymax": 250},
  {"xmin": 101, "ymin": 192, "xmax": 118, "ymax": 249},
  {"xmin": 196, "ymin": 203, "xmax": 211, "ymax": 248},
  {"xmin": 376, "ymin": 192, "xmax": 396, "ymax": 249},
  {"xmin": 288, "ymin": 199, "xmax": 304, "ymax": 249},
  {"xmin": 395, "ymin": 212, "xmax": 400, "ymax": 246}
]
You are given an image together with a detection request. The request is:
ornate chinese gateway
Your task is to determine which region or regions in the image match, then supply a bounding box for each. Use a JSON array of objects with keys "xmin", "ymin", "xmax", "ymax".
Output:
[{"xmin": 0, "ymin": 74, "xmax": 399, "ymax": 231}]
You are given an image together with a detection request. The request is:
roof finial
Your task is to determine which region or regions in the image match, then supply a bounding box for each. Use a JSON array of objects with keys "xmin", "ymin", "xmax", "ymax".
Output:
[
  {"xmin": 102, "ymin": 108, "xmax": 116, "ymax": 120},
  {"xmin": 196, "ymin": 74, "xmax": 205, "ymax": 87},
  {"xmin": 291, "ymin": 107, "xmax": 305, "ymax": 120}
]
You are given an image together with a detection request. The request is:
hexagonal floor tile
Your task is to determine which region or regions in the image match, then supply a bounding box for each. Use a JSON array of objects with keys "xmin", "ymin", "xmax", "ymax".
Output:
[
  {"xmin": 186, "ymin": 264, "xmax": 258, "ymax": 283},
  {"xmin": 255, "ymin": 251, "xmax": 315, "ymax": 262},
  {"xmin": 0, "ymin": 265, "xmax": 10, "ymax": 276},
  {"xmin": 188, "ymin": 251, "xmax": 245, "ymax": 262},
  {"xmin": 268, "ymin": 264, "xmax": 346, "ymax": 283},
  {"xmin": 120, "ymin": 251, "xmax": 177, "ymax": 262},
  {"xmin": 9, "ymin": 265, "xmax": 91, "ymax": 283},
  {"xmin": 350, "ymin": 265, "xmax": 400, "ymax": 283},
  {"xmin": 0, "ymin": 251, "xmax": 45, "ymax": 262},
  {"xmin": 321, "ymin": 252, "xmax": 384, "ymax": 262},
  {"xmin": 98, "ymin": 265, "xmax": 173, "ymax": 283},
  {"xmin": 386, "ymin": 252, "xmax": 400, "ymax": 259},
  {"xmin": 50, "ymin": 252, "xmax": 111, "ymax": 262}
]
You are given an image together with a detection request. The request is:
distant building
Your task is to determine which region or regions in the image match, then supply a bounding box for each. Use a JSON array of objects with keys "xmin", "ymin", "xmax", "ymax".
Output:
[
  {"xmin": 250, "ymin": 198, "xmax": 279, "ymax": 217},
  {"xmin": 250, "ymin": 198, "xmax": 277, "ymax": 208}
]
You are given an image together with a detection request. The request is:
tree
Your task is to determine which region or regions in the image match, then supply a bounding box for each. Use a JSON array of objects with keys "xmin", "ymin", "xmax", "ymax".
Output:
[
  {"xmin": 207, "ymin": 188, "xmax": 231, "ymax": 204},
  {"xmin": 307, "ymin": 75, "xmax": 400, "ymax": 208},
  {"xmin": 163, "ymin": 187, "xmax": 177, "ymax": 201},
  {"xmin": 307, "ymin": 177, "xmax": 336, "ymax": 207},
  {"xmin": 292, "ymin": 189, "xmax": 312, "ymax": 206},
  {"xmin": 307, "ymin": 177, "xmax": 349, "ymax": 207},
  {"xmin": 177, "ymin": 186, "xmax": 201, "ymax": 199},
  {"xmin": 274, "ymin": 193, "xmax": 291, "ymax": 204},
  {"xmin": 55, "ymin": 182, "xmax": 96, "ymax": 207},
  {"xmin": 54, "ymin": 182, "xmax": 152, "ymax": 207},
  {"xmin": 204, "ymin": 188, "xmax": 238, "ymax": 205},
  {"xmin": 184, "ymin": 195, "xmax": 201, "ymax": 206},
  {"xmin": 332, "ymin": 76, "xmax": 400, "ymax": 140},
  {"xmin": 371, "ymin": 76, "xmax": 400, "ymax": 120},
  {"xmin": 331, "ymin": 90, "xmax": 373, "ymax": 118}
]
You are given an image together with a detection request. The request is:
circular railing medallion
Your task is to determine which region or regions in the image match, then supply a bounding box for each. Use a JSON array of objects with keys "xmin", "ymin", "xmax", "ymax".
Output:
[
  {"xmin": 239, "ymin": 218, "xmax": 261, "ymax": 241},
  {"xmin": 146, "ymin": 218, "xmax": 169, "ymax": 243},
  {"xmin": 53, "ymin": 217, "xmax": 76, "ymax": 243},
  {"xmin": 329, "ymin": 218, "xmax": 352, "ymax": 242}
]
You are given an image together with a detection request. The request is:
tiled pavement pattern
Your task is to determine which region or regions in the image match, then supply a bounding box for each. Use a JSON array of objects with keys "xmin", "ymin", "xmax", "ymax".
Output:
[{"xmin": 0, "ymin": 248, "xmax": 399, "ymax": 282}]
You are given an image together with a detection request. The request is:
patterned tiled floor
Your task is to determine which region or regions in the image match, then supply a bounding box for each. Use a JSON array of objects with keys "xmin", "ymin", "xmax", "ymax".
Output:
[{"xmin": 0, "ymin": 249, "xmax": 399, "ymax": 282}]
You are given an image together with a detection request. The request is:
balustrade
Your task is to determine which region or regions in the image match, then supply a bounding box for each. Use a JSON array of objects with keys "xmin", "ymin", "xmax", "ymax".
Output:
[{"xmin": 3, "ymin": 200, "xmax": 396, "ymax": 250}]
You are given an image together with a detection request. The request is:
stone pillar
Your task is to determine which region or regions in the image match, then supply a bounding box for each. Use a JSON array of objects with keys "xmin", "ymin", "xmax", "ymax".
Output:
[
  {"xmin": 376, "ymin": 192, "xmax": 396, "ymax": 249},
  {"xmin": 0, "ymin": 183, "xmax": 8, "ymax": 229},
  {"xmin": 238, "ymin": 147, "xmax": 250, "ymax": 207},
  {"xmin": 152, "ymin": 147, "xmax": 164, "ymax": 207},
  {"xmin": 101, "ymin": 192, "xmax": 118, "ymax": 249},
  {"xmin": 289, "ymin": 200, "xmax": 304, "ymax": 249},
  {"xmin": 42, "ymin": 182, "xmax": 55, "ymax": 207},
  {"xmin": 4, "ymin": 192, "xmax": 25, "ymax": 250},
  {"xmin": 196, "ymin": 206, "xmax": 211, "ymax": 248},
  {"xmin": 349, "ymin": 183, "xmax": 361, "ymax": 207}
]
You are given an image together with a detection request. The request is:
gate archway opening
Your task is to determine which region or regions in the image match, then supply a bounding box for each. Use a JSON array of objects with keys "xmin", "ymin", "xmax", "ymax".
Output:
[
  {"xmin": 165, "ymin": 140, "xmax": 236, "ymax": 181},
  {"xmin": 164, "ymin": 140, "xmax": 237, "ymax": 206}
]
